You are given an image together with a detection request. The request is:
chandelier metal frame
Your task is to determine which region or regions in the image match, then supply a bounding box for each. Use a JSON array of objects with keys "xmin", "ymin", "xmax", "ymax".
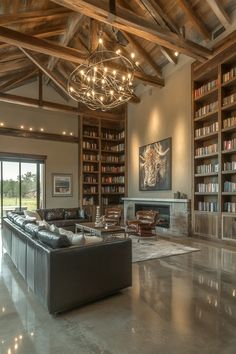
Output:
[{"xmin": 67, "ymin": 45, "xmax": 134, "ymax": 111}]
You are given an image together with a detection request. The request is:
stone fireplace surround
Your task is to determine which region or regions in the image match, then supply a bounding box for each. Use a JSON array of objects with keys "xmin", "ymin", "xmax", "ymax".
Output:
[{"xmin": 123, "ymin": 198, "xmax": 191, "ymax": 237}]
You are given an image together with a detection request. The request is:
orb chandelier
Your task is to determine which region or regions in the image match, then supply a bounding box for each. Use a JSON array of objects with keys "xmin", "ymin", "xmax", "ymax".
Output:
[{"xmin": 67, "ymin": 38, "xmax": 134, "ymax": 111}]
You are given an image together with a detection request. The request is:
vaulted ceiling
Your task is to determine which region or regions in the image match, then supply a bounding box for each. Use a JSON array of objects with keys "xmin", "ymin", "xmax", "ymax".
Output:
[{"xmin": 0, "ymin": 0, "xmax": 236, "ymax": 110}]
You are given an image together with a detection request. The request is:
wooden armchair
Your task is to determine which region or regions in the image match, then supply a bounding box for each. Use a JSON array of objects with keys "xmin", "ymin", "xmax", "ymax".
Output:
[
  {"xmin": 126, "ymin": 210, "xmax": 159, "ymax": 240},
  {"xmin": 104, "ymin": 207, "xmax": 122, "ymax": 225}
]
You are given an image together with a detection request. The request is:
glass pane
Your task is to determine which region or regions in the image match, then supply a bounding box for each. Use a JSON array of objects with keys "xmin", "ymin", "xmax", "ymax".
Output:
[
  {"xmin": 21, "ymin": 163, "xmax": 37, "ymax": 211},
  {"xmin": 2, "ymin": 161, "xmax": 20, "ymax": 217},
  {"xmin": 39, "ymin": 163, "xmax": 45, "ymax": 209}
]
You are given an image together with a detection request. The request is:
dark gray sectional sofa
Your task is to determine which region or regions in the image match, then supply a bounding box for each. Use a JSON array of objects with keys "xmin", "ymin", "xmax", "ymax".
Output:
[
  {"xmin": 2, "ymin": 212, "xmax": 132, "ymax": 314},
  {"xmin": 36, "ymin": 207, "xmax": 89, "ymax": 231}
]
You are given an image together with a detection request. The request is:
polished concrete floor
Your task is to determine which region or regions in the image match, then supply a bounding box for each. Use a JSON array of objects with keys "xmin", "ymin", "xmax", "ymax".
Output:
[{"xmin": 1, "ymin": 233, "xmax": 236, "ymax": 354}]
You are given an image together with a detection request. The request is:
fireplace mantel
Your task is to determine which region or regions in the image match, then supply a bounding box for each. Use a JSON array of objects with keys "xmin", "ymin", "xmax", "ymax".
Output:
[{"xmin": 122, "ymin": 197, "xmax": 191, "ymax": 237}]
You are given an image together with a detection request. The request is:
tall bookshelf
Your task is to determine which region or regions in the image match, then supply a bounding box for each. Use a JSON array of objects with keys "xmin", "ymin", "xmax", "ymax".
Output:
[
  {"xmin": 192, "ymin": 53, "xmax": 236, "ymax": 241},
  {"xmin": 79, "ymin": 115, "xmax": 127, "ymax": 219}
]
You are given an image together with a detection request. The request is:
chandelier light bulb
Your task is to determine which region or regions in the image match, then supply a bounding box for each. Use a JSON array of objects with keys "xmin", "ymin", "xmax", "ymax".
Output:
[
  {"xmin": 174, "ymin": 51, "xmax": 179, "ymax": 57},
  {"xmin": 98, "ymin": 38, "xmax": 103, "ymax": 44},
  {"xmin": 131, "ymin": 52, "xmax": 135, "ymax": 59},
  {"xmin": 67, "ymin": 47, "xmax": 134, "ymax": 111},
  {"xmin": 20, "ymin": 125, "xmax": 24, "ymax": 129},
  {"xmin": 135, "ymin": 61, "xmax": 139, "ymax": 66}
]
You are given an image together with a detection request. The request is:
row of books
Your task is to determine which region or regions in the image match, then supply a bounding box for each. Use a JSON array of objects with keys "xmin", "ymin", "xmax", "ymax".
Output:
[
  {"xmin": 195, "ymin": 143, "xmax": 218, "ymax": 156},
  {"xmin": 101, "ymin": 155, "xmax": 121, "ymax": 163},
  {"xmin": 198, "ymin": 202, "xmax": 218, "ymax": 212},
  {"xmin": 194, "ymin": 79, "xmax": 218, "ymax": 99},
  {"xmin": 84, "ymin": 186, "xmax": 97, "ymax": 194},
  {"xmin": 195, "ymin": 122, "xmax": 218, "ymax": 137},
  {"xmin": 101, "ymin": 166, "xmax": 125, "ymax": 173},
  {"xmin": 101, "ymin": 130, "xmax": 125, "ymax": 140},
  {"xmin": 196, "ymin": 183, "xmax": 219, "ymax": 193},
  {"xmin": 83, "ymin": 164, "xmax": 98, "ymax": 172},
  {"xmin": 195, "ymin": 101, "xmax": 218, "ymax": 118},
  {"xmin": 223, "ymin": 116, "xmax": 236, "ymax": 129},
  {"xmin": 223, "ymin": 161, "xmax": 236, "ymax": 171},
  {"xmin": 222, "ymin": 67, "xmax": 236, "ymax": 83},
  {"xmin": 224, "ymin": 202, "xmax": 236, "ymax": 212},
  {"xmin": 83, "ymin": 154, "xmax": 99, "ymax": 161},
  {"xmin": 83, "ymin": 176, "xmax": 97, "ymax": 183},
  {"xmin": 223, "ymin": 93, "xmax": 236, "ymax": 106},
  {"xmin": 83, "ymin": 128, "xmax": 98, "ymax": 138},
  {"xmin": 101, "ymin": 186, "xmax": 125, "ymax": 193},
  {"xmin": 196, "ymin": 162, "xmax": 219, "ymax": 174},
  {"xmin": 82, "ymin": 141, "xmax": 98, "ymax": 150},
  {"xmin": 101, "ymin": 176, "xmax": 125, "ymax": 183},
  {"xmin": 101, "ymin": 197, "xmax": 121, "ymax": 205},
  {"xmin": 102, "ymin": 143, "xmax": 125, "ymax": 152},
  {"xmin": 223, "ymin": 139, "xmax": 236, "ymax": 150},
  {"xmin": 223, "ymin": 181, "xmax": 236, "ymax": 192}
]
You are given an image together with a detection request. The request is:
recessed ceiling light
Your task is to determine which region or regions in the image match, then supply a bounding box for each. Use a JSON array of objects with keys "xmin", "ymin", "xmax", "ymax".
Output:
[{"xmin": 174, "ymin": 51, "xmax": 179, "ymax": 57}]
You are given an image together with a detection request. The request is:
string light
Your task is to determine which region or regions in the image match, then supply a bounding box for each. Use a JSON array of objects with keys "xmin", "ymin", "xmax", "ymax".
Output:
[{"xmin": 0, "ymin": 122, "xmax": 4, "ymax": 126}]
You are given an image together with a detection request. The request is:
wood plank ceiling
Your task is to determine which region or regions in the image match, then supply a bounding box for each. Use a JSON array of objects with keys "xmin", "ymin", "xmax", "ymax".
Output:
[{"xmin": 0, "ymin": 0, "xmax": 236, "ymax": 111}]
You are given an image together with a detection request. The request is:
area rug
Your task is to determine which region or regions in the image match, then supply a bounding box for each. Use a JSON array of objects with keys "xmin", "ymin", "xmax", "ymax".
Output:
[{"xmin": 131, "ymin": 237, "xmax": 199, "ymax": 263}]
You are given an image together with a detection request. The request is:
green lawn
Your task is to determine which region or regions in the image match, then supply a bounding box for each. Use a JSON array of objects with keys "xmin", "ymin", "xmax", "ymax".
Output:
[{"xmin": 2, "ymin": 197, "xmax": 37, "ymax": 211}]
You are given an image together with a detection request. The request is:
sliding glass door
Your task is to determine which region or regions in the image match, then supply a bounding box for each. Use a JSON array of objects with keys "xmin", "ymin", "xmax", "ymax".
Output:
[{"xmin": 0, "ymin": 158, "xmax": 45, "ymax": 223}]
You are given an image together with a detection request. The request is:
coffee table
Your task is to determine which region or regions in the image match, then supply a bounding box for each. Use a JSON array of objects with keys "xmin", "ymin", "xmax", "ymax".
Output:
[{"xmin": 75, "ymin": 222, "xmax": 126, "ymax": 239}]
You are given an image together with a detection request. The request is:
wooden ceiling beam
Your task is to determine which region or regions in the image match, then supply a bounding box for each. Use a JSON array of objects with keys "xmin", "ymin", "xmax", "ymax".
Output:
[
  {"xmin": 123, "ymin": 32, "xmax": 162, "ymax": 78},
  {"xmin": 45, "ymin": 13, "xmax": 84, "ymax": 84},
  {"xmin": 0, "ymin": 93, "xmax": 124, "ymax": 120},
  {"xmin": 0, "ymin": 26, "xmax": 66, "ymax": 50},
  {"xmin": 0, "ymin": 26, "xmax": 87, "ymax": 64},
  {"xmin": 51, "ymin": 0, "xmax": 212, "ymax": 61},
  {"xmin": 0, "ymin": 68, "xmax": 38, "ymax": 92},
  {"xmin": 90, "ymin": 18, "xmax": 99, "ymax": 52},
  {"xmin": 176, "ymin": 0, "xmax": 211, "ymax": 40},
  {"xmin": 206, "ymin": 0, "xmax": 231, "ymax": 29},
  {"xmin": 139, "ymin": 0, "xmax": 179, "ymax": 34},
  {"xmin": 0, "ymin": 7, "xmax": 73, "ymax": 26},
  {"xmin": 159, "ymin": 47, "xmax": 177, "ymax": 64},
  {"xmin": 20, "ymin": 48, "xmax": 69, "ymax": 95},
  {"xmin": 0, "ymin": 26, "xmax": 162, "ymax": 87}
]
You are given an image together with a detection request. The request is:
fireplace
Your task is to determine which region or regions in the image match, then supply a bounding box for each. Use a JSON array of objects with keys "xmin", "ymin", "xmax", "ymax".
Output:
[{"xmin": 135, "ymin": 203, "xmax": 170, "ymax": 229}]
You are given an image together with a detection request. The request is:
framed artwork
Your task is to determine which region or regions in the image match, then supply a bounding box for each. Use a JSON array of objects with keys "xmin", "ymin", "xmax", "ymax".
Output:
[
  {"xmin": 52, "ymin": 173, "xmax": 72, "ymax": 197},
  {"xmin": 139, "ymin": 137, "xmax": 172, "ymax": 191}
]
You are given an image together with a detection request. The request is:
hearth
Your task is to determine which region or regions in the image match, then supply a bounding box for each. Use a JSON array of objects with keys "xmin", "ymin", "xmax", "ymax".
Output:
[{"xmin": 135, "ymin": 203, "xmax": 170, "ymax": 229}]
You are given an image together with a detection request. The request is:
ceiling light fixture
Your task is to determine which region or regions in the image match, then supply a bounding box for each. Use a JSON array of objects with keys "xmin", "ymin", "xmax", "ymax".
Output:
[{"xmin": 67, "ymin": 32, "xmax": 134, "ymax": 111}]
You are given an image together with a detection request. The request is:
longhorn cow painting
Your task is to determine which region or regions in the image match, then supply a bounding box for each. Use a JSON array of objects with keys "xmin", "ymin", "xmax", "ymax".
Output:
[{"xmin": 139, "ymin": 138, "xmax": 171, "ymax": 191}]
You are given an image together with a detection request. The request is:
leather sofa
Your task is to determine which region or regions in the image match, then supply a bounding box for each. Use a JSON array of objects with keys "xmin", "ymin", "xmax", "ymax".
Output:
[
  {"xmin": 2, "ymin": 213, "xmax": 132, "ymax": 314},
  {"xmin": 36, "ymin": 207, "xmax": 88, "ymax": 231}
]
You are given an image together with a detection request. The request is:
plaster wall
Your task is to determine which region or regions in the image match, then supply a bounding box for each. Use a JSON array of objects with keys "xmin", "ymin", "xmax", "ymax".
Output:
[{"xmin": 127, "ymin": 61, "xmax": 192, "ymax": 199}]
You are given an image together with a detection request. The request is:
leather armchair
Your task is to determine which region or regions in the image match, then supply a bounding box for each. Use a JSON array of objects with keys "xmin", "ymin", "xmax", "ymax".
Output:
[
  {"xmin": 126, "ymin": 210, "xmax": 159, "ymax": 239},
  {"xmin": 105, "ymin": 207, "xmax": 122, "ymax": 225}
]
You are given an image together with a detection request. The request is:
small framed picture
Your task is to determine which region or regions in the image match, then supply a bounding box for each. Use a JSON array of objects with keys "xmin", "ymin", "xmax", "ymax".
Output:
[{"xmin": 52, "ymin": 173, "xmax": 72, "ymax": 197}]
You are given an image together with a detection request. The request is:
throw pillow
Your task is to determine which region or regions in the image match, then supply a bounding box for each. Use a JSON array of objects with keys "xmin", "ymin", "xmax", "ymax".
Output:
[
  {"xmin": 25, "ymin": 215, "xmax": 37, "ymax": 222},
  {"xmin": 59, "ymin": 228, "xmax": 85, "ymax": 245},
  {"xmin": 50, "ymin": 224, "xmax": 60, "ymax": 234},
  {"xmin": 37, "ymin": 220, "xmax": 51, "ymax": 230},
  {"xmin": 64, "ymin": 208, "xmax": 78, "ymax": 220},
  {"xmin": 24, "ymin": 210, "xmax": 42, "ymax": 221}
]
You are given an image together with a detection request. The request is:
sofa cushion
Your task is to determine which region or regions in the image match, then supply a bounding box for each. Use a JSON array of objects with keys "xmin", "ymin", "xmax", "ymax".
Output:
[
  {"xmin": 84, "ymin": 235, "xmax": 103, "ymax": 245},
  {"xmin": 25, "ymin": 223, "xmax": 40, "ymax": 238},
  {"xmin": 59, "ymin": 228, "xmax": 85, "ymax": 246},
  {"xmin": 37, "ymin": 220, "xmax": 51, "ymax": 230},
  {"xmin": 37, "ymin": 230, "xmax": 71, "ymax": 248},
  {"xmin": 14, "ymin": 216, "xmax": 34, "ymax": 229},
  {"xmin": 44, "ymin": 209, "xmax": 65, "ymax": 221},
  {"xmin": 64, "ymin": 208, "xmax": 79, "ymax": 220},
  {"xmin": 24, "ymin": 209, "xmax": 42, "ymax": 221},
  {"xmin": 50, "ymin": 224, "xmax": 60, "ymax": 234}
]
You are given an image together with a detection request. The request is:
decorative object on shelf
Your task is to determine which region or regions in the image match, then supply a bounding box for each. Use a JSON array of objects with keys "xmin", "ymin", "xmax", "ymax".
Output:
[
  {"xmin": 52, "ymin": 173, "xmax": 72, "ymax": 197},
  {"xmin": 139, "ymin": 137, "xmax": 172, "ymax": 191},
  {"xmin": 174, "ymin": 191, "xmax": 188, "ymax": 199},
  {"xmin": 67, "ymin": 33, "xmax": 134, "ymax": 111}
]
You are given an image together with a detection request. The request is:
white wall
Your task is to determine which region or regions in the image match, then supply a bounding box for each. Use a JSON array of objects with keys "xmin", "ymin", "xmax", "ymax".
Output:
[
  {"xmin": 127, "ymin": 61, "xmax": 192, "ymax": 199},
  {"xmin": 0, "ymin": 82, "xmax": 79, "ymax": 208}
]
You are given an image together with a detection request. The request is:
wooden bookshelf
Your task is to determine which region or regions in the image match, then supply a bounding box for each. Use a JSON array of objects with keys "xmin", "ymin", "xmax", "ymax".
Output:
[
  {"xmin": 79, "ymin": 114, "xmax": 127, "ymax": 219},
  {"xmin": 192, "ymin": 52, "xmax": 236, "ymax": 241}
]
